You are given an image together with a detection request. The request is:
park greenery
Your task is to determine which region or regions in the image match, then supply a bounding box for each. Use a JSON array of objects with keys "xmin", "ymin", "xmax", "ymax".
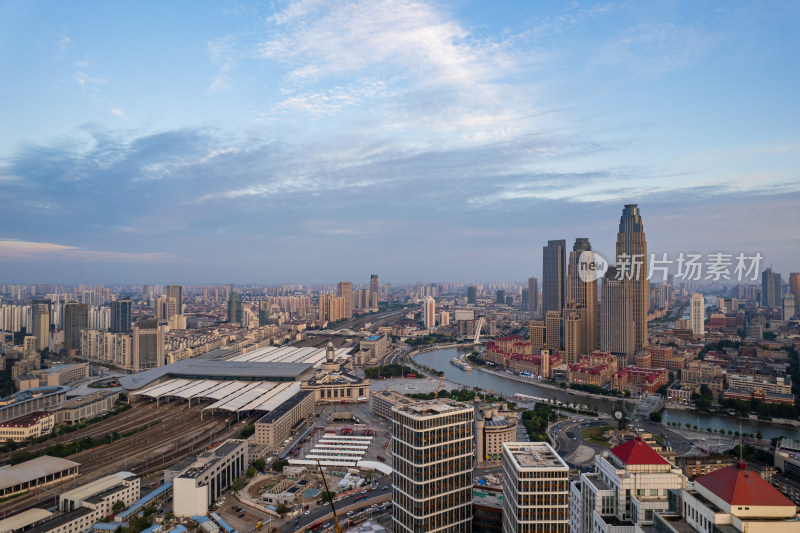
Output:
[
  {"xmin": 239, "ymin": 424, "xmax": 255, "ymax": 439},
  {"xmin": 405, "ymin": 388, "xmax": 516, "ymax": 409},
  {"xmin": 364, "ymin": 364, "xmax": 424, "ymax": 379},
  {"xmin": 521, "ymin": 404, "xmax": 559, "ymax": 442},
  {"xmin": 272, "ymin": 458, "xmax": 290, "ymax": 472}
]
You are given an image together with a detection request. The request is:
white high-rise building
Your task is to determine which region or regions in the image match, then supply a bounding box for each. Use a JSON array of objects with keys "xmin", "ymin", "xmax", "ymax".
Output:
[
  {"xmin": 783, "ymin": 293, "xmax": 797, "ymax": 321},
  {"xmin": 569, "ymin": 436, "xmax": 686, "ymax": 533},
  {"xmin": 392, "ymin": 399, "xmax": 474, "ymax": 533},
  {"xmin": 502, "ymin": 442, "xmax": 569, "ymax": 533},
  {"xmin": 422, "ymin": 296, "xmax": 436, "ymax": 329},
  {"xmin": 691, "ymin": 293, "xmax": 705, "ymax": 336}
]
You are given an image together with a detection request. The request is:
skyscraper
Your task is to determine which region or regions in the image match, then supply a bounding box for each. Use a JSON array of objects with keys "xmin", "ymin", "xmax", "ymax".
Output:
[
  {"xmin": 790, "ymin": 273, "xmax": 800, "ymax": 317},
  {"xmin": 691, "ymin": 293, "xmax": 705, "ymax": 336},
  {"xmin": 31, "ymin": 298, "xmax": 52, "ymax": 351},
  {"xmin": 422, "ymin": 296, "xmax": 436, "ymax": 329},
  {"xmin": 527, "ymin": 277, "xmax": 538, "ymax": 315},
  {"xmin": 132, "ymin": 318, "xmax": 164, "ymax": 370},
  {"xmin": 615, "ymin": 204, "xmax": 649, "ymax": 351},
  {"xmin": 761, "ymin": 268, "xmax": 783, "ymax": 308},
  {"xmin": 258, "ymin": 301, "xmax": 271, "ymax": 326},
  {"xmin": 567, "ymin": 238, "xmax": 598, "ymax": 352},
  {"xmin": 600, "ymin": 267, "xmax": 635, "ymax": 362},
  {"xmin": 63, "ymin": 301, "xmax": 88, "ymax": 354},
  {"xmin": 369, "ymin": 274, "xmax": 379, "ymax": 308},
  {"xmin": 495, "ymin": 290, "xmax": 505, "ymax": 305},
  {"xmin": 336, "ymin": 281, "xmax": 354, "ymax": 319},
  {"xmin": 111, "ymin": 297, "xmax": 132, "ymax": 333},
  {"xmin": 543, "ymin": 240, "xmax": 566, "ymax": 316},
  {"xmin": 502, "ymin": 442, "xmax": 569, "ymax": 533},
  {"xmin": 227, "ymin": 291, "xmax": 243, "ymax": 324},
  {"xmin": 392, "ymin": 399, "xmax": 474, "ymax": 533},
  {"xmin": 166, "ymin": 285, "xmax": 183, "ymax": 315},
  {"xmin": 467, "ymin": 286, "xmax": 477, "ymax": 305},
  {"xmin": 783, "ymin": 294, "xmax": 796, "ymax": 321}
]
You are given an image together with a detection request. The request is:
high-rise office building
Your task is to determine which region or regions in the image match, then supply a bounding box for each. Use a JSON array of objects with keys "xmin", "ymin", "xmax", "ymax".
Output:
[
  {"xmin": 422, "ymin": 296, "xmax": 436, "ymax": 329},
  {"xmin": 761, "ymin": 268, "xmax": 783, "ymax": 308},
  {"xmin": 258, "ymin": 301, "xmax": 271, "ymax": 326},
  {"xmin": 563, "ymin": 305, "xmax": 585, "ymax": 365},
  {"xmin": 392, "ymin": 399, "xmax": 474, "ymax": 533},
  {"xmin": 154, "ymin": 296, "xmax": 178, "ymax": 322},
  {"xmin": 132, "ymin": 318, "xmax": 164, "ymax": 370},
  {"xmin": 370, "ymin": 274, "xmax": 379, "ymax": 308},
  {"xmin": 495, "ymin": 290, "xmax": 505, "ymax": 305},
  {"xmin": 545, "ymin": 310, "xmax": 562, "ymax": 352},
  {"xmin": 567, "ymin": 238, "xmax": 598, "ymax": 352},
  {"xmin": 31, "ymin": 298, "xmax": 52, "ymax": 351},
  {"xmin": 111, "ymin": 298, "xmax": 132, "ymax": 333},
  {"xmin": 543, "ymin": 240, "xmax": 566, "ymax": 316},
  {"xmin": 227, "ymin": 291, "xmax": 243, "ymax": 324},
  {"xmin": 63, "ymin": 301, "xmax": 88, "ymax": 354},
  {"xmin": 600, "ymin": 267, "xmax": 635, "ymax": 362},
  {"xmin": 502, "ymin": 442, "xmax": 569, "ymax": 533},
  {"xmin": 616, "ymin": 204, "xmax": 649, "ymax": 351},
  {"xmin": 690, "ymin": 293, "xmax": 705, "ymax": 336},
  {"xmin": 527, "ymin": 277, "xmax": 538, "ymax": 315},
  {"xmin": 783, "ymin": 294, "xmax": 797, "ymax": 321},
  {"xmin": 166, "ymin": 285, "xmax": 183, "ymax": 315},
  {"xmin": 336, "ymin": 281, "xmax": 354, "ymax": 319},
  {"xmin": 467, "ymin": 286, "xmax": 477, "ymax": 305},
  {"xmin": 790, "ymin": 273, "xmax": 800, "ymax": 317}
]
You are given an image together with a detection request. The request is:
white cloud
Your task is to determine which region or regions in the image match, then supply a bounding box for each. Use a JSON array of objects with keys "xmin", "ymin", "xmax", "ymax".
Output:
[
  {"xmin": 0, "ymin": 239, "xmax": 172, "ymax": 262},
  {"xmin": 109, "ymin": 107, "xmax": 128, "ymax": 120}
]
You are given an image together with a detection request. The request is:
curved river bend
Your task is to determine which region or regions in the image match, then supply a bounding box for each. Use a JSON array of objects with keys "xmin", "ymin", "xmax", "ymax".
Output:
[{"xmin": 414, "ymin": 346, "xmax": 799, "ymax": 441}]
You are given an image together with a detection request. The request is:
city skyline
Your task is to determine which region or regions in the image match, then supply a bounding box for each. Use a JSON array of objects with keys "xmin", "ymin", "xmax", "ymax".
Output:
[{"xmin": 1, "ymin": 1, "xmax": 799, "ymax": 283}]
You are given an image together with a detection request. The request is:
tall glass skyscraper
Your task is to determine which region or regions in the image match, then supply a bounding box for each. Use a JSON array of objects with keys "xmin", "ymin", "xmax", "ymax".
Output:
[
  {"xmin": 542, "ymin": 239, "xmax": 566, "ymax": 316},
  {"xmin": 615, "ymin": 204, "xmax": 649, "ymax": 352},
  {"xmin": 227, "ymin": 291, "xmax": 243, "ymax": 324}
]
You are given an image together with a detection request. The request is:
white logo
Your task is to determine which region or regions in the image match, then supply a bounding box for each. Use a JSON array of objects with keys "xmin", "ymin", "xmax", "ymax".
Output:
[{"xmin": 578, "ymin": 251, "xmax": 609, "ymax": 283}]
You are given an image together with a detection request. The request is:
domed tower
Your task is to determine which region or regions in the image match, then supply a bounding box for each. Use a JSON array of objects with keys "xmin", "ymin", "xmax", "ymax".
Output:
[{"xmin": 326, "ymin": 342, "xmax": 335, "ymax": 363}]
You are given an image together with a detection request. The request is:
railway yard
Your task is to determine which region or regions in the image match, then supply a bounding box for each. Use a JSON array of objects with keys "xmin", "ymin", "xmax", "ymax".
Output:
[{"xmin": 0, "ymin": 399, "xmax": 248, "ymax": 516}]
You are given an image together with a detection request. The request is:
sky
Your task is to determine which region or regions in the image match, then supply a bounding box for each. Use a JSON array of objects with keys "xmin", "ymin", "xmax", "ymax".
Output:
[{"xmin": 0, "ymin": 0, "xmax": 798, "ymax": 285}]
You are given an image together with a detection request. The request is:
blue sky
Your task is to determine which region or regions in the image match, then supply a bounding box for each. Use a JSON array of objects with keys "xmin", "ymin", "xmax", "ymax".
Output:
[{"xmin": 1, "ymin": 0, "xmax": 798, "ymax": 284}]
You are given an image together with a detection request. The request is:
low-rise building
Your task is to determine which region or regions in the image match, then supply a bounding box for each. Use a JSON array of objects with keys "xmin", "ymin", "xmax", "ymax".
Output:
[
  {"xmin": 354, "ymin": 334, "xmax": 389, "ymax": 366},
  {"xmin": 724, "ymin": 374, "xmax": 794, "ymax": 404},
  {"xmin": 371, "ymin": 389, "xmax": 416, "ymax": 420},
  {"xmin": 611, "ymin": 366, "xmax": 669, "ymax": 394},
  {"xmin": 0, "ymin": 456, "xmax": 80, "ymax": 498},
  {"xmin": 254, "ymin": 390, "xmax": 315, "ymax": 450},
  {"xmin": 678, "ymin": 455, "xmax": 737, "ymax": 480},
  {"xmin": 652, "ymin": 462, "xmax": 800, "ymax": 533},
  {"xmin": 0, "ymin": 411, "xmax": 55, "ymax": 442},
  {"xmin": 475, "ymin": 404, "xmax": 518, "ymax": 463},
  {"xmin": 301, "ymin": 370, "xmax": 369, "ymax": 404},
  {"xmin": 0, "ymin": 509, "xmax": 53, "ymax": 533},
  {"xmin": 51, "ymin": 390, "xmax": 121, "ymax": 425},
  {"xmin": 0, "ymin": 386, "xmax": 68, "ymax": 423},
  {"xmin": 173, "ymin": 440, "xmax": 248, "ymax": 517},
  {"xmin": 568, "ymin": 351, "xmax": 619, "ymax": 387},
  {"xmin": 34, "ymin": 363, "xmax": 90, "ymax": 387},
  {"xmin": 59, "ymin": 471, "xmax": 140, "ymax": 518}
]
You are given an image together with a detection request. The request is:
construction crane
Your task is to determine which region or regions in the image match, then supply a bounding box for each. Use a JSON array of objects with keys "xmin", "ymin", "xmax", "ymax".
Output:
[
  {"xmin": 316, "ymin": 459, "xmax": 343, "ymax": 533},
  {"xmin": 434, "ymin": 373, "xmax": 445, "ymax": 399}
]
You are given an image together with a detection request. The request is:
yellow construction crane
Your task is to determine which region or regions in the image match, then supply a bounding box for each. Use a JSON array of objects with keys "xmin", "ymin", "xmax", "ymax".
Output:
[{"xmin": 434, "ymin": 373, "xmax": 445, "ymax": 399}]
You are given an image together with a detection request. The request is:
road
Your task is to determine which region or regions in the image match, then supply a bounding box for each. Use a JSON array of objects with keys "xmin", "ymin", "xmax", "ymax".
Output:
[{"xmin": 278, "ymin": 482, "xmax": 392, "ymax": 532}]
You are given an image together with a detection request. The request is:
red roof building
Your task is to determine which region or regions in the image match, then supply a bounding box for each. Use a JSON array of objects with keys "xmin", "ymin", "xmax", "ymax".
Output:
[
  {"xmin": 610, "ymin": 436, "xmax": 670, "ymax": 467},
  {"xmin": 696, "ymin": 462, "xmax": 795, "ymax": 508}
]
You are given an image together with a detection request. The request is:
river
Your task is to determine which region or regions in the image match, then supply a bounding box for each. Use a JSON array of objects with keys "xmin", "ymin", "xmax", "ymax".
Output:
[{"xmin": 413, "ymin": 346, "xmax": 799, "ymax": 441}]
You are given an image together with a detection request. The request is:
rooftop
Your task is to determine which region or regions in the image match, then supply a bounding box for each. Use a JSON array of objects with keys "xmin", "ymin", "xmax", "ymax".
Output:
[
  {"xmin": 696, "ymin": 462, "xmax": 796, "ymax": 508},
  {"xmin": 119, "ymin": 358, "xmax": 314, "ymax": 390},
  {"xmin": 0, "ymin": 509, "xmax": 53, "ymax": 532},
  {"xmin": 51, "ymin": 390, "xmax": 119, "ymax": 411},
  {"xmin": 0, "ymin": 386, "xmax": 68, "ymax": 407},
  {"xmin": 0, "ymin": 456, "xmax": 80, "ymax": 492},
  {"xmin": 610, "ymin": 436, "xmax": 670, "ymax": 466},
  {"xmin": 503, "ymin": 442, "xmax": 568, "ymax": 470},
  {"xmin": 60, "ymin": 471, "xmax": 135, "ymax": 502},
  {"xmin": 25, "ymin": 507, "xmax": 93, "ymax": 533},
  {"xmin": 392, "ymin": 399, "xmax": 473, "ymax": 418},
  {"xmin": 257, "ymin": 391, "xmax": 311, "ymax": 424}
]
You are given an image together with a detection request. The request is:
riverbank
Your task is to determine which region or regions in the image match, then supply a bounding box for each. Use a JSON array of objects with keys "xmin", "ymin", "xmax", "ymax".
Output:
[{"xmin": 473, "ymin": 365, "xmax": 616, "ymax": 404}]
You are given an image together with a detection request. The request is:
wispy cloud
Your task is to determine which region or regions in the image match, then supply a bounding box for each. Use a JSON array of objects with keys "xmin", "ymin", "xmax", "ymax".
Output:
[
  {"xmin": 0, "ymin": 239, "xmax": 173, "ymax": 262},
  {"xmin": 109, "ymin": 107, "xmax": 128, "ymax": 120}
]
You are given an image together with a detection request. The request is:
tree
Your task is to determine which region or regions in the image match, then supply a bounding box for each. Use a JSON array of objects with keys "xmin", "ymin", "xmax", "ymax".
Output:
[
  {"xmin": 254, "ymin": 458, "xmax": 266, "ymax": 471},
  {"xmin": 246, "ymin": 466, "xmax": 257, "ymax": 478},
  {"xmin": 112, "ymin": 500, "xmax": 126, "ymax": 513},
  {"xmin": 321, "ymin": 491, "xmax": 336, "ymax": 503},
  {"xmin": 231, "ymin": 477, "xmax": 247, "ymax": 492},
  {"xmin": 276, "ymin": 504, "xmax": 290, "ymax": 518},
  {"xmin": 649, "ymin": 411, "xmax": 662, "ymax": 423},
  {"xmin": 272, "ymin": 459, "xmax": 290, "ymax": 472}
]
